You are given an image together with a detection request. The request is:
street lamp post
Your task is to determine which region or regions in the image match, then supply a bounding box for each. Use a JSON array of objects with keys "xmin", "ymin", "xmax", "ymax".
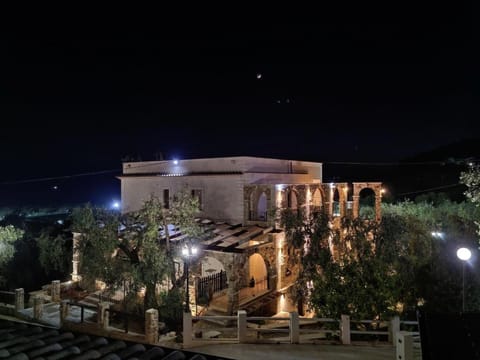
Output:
[
  {"xmin": 456, "ymin": 247, "xmax": 471, "ymax": 312},
  {"xmin": 182, "ymin": 244, "xmax": 198, "ymax": 313}
]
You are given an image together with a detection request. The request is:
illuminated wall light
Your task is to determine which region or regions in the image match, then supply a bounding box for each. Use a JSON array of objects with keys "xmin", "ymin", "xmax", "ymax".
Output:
[
  {"xmin": 276, "ymin": 184, "xmax": 284, "ymax": 191},
  {"xmin": 280, "ymin": 293, "xmax": 286, "ymax": 312},
  {"xmin": 330, "ymin": 182, "xmax": 335, "ymax": 189},
  {"xmin": 173, "ymin": 159, "xmax": 179, "ymax": 165}
]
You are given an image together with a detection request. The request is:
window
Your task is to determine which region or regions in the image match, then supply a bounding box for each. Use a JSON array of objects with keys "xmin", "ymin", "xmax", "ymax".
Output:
[
  {"xmin": 163, "ymin": 189, "xmax": 169, "ymax": 209},
  {"xmin": 191, "ymin": 189, "xmax": 203, "ymax": 210}
]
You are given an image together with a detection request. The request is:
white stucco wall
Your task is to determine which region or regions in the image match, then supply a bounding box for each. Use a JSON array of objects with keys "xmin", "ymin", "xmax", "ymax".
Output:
[
  {"xmin": 120, "ymin": 156, "xmax": 323, "ymax": 224},
  {"xmin": 121, "ymin": 174, "xmax": 245, "ymax": 223}
]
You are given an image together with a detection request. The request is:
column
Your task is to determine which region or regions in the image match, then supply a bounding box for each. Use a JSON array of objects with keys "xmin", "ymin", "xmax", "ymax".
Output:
[
  {"xmin": 60, "ymin": 300, "xmax": 70, "ymax": 325},
  {"xmin": 72, "ymin": 232, "xmax": 82, "ymax": 282},
  {"xmin": 341, "ymin": 314, "xmax": 351, "ymax": 345},
  {"xmin": 237, "ymin": 310, "xmax": 247, "ymax": 343},
  {"xmin": 98, "ymin": 302, "xmax": 110, "ymax": 329},
  {"xmin": 51, "ymin": 280, "xmax": 61, "ymax": 302},
  {"xmin": 145, "ymin": 308, "xmax": 159, "ymax": 344},
  {"xmin": 352, "ymin": 195, "xmax": 360, "ymax": 218},
  {"xmin": 15, "ymin": 288, "xmax": 24, "ymax": 312},
  {"xmin": 375, "ymin": 195, "xmax": 382, "ymax": 222},
  {"xmin": 33, "ymin": 295, "xmax": 44, "ymax": 320},
  {"xmin": 183, "ymin": 311, "xmax": 193, "ymax": 348},
  {"xmin": 289, "ymin": 312, "xmax": 300, "ymax": 344}
]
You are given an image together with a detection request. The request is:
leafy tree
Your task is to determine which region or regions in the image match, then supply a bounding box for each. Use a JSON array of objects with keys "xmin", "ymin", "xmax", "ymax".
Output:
[
  {"xmin": 460, "ymin": 164, "xmax": 480, "ymax": 234},
  {"xmin": 37, "ymin": 223, "xmax": 72, "ymax": 276},
  {"xmin": 72, "ymin": 190, "xmax": 203, "ymax": 312},
  {"xmin": 0, "ymin": 225, "xmax": 24, "ymax": 285},
  {"xmin": 281, "ymin": 197, "xmax": 480, "ymax": 320}
]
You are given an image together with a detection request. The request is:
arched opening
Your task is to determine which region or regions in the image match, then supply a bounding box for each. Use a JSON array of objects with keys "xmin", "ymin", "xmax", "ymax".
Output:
[
  {"xmin": 257, "ymin": 192, "xmax": 267, "ymax": 221},
  {"xmin": 333, "ymin": 188, "xmax": 340, "ymax": 217},
  {"xmin": 359, "ymin": 188, "xmax": 376, "ymax": 219},
  {"xmin": 196, "ymin": 256, "xmax": 228, "ymax": 306},
  {"xmin": 287, "ymin": 189, "xmax": 298, "ymax": 209},
  {"xmin": 311, "ymin": 188, "xmax": 323, "ymax": 214},
  {"xmin": 248, "ymin": 253, "xmax": 268, "ymax": 291}
]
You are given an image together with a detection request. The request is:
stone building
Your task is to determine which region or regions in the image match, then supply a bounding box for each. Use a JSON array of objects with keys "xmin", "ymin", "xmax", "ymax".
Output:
[{"xmin": 74, "ymin": 156, "xmax": 382, "ymax": 315}]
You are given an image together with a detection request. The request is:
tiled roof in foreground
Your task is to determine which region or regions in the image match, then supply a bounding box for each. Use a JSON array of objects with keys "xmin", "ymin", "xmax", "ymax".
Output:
[{"xmin": 0, "ymin": 319, "xmax": 232, "ymax": 360}]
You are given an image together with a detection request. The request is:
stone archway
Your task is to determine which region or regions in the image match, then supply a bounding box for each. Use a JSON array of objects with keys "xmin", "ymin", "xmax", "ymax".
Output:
[
  {"xmin": 257, "ymin": 192, "xmax": 267, "ymax": 221},
  {"xmin": 311, "ymin": 187, "xmax": 323, "ymax": 210},
  {"xmin": 248, "ymin": 253, "xmax": 268, "ymax": 289},
  {"xmin": 352, "ymin": 182, "xmax": 383, "ymax": 221},
  {"xmin": 286, "ymin": 187, "xmax": 298, "ymax": 209},
  {"xmin": 244, "ymin": 185, "xmax": 272, "ymax": 223}
]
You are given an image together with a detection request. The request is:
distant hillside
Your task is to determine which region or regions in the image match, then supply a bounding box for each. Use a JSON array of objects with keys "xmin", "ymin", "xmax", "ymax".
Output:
[
  {"xmin": 324, "ymin": 138, "xmax": 479, "ymax": 202},
  {"xmin": 402, "ymin": 137, "xmax": 480, "ymax": 163}
]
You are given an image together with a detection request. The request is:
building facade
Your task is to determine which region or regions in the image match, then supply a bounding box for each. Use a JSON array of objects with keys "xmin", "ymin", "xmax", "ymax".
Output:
[{"xmin": 74, "ymin": 156, "xmax": 383, "ymax": 315}]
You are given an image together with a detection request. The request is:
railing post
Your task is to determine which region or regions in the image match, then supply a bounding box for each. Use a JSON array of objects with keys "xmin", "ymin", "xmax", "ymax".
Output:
[
  {"xmin": 33, "ymin": 295, "xmax": 44, "ymax": 320},
  {"xmin": 289, "ymin": 311, "xmax": 300, "ymax": 344},
  {"xmin": 51, "ymin": 280, "xmax": 61, "ymax": 302},
  {"xmin": 14, "ymin": 288, "xmax": 24, "ymax": 312},
  {"xmin": 340, "ymin": 315, "xmax": 351, "ymax": 345},
  {"xmin": 237, "ymin": 310, "xmax": 247, "ymax": 343},
  {"xmin": 145, "ymin": 308, "xmax": 159, "ymax": 344},
  {"xmin": 396, "ymin": 331, "xmax": 413, "ymax": 360},
  {"xmin": 390, "ymin": 316, "xmax": 400, "ymax": 344},
  {"xmin": 183, "ymin": 311, "xmax": 193, "ymax": 348},
  {"xmin": 60, "ymin": 300, "xmax": 70, "ymax": 325},
  {"xmin": 98, "ymin": 302, "xmax": 110, "ymax": 329}
]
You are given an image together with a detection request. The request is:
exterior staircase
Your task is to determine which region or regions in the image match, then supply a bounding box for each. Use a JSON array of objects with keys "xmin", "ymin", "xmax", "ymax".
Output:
[{"xmin": 240, "ymin": 291, "xmax": 279, "ymax": 314}]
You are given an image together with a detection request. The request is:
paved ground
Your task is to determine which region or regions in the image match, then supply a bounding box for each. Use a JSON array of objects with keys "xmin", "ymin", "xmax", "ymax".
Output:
[{"xmin": 193, "ymin": 343, "xmax": 397, "ymax": 360}]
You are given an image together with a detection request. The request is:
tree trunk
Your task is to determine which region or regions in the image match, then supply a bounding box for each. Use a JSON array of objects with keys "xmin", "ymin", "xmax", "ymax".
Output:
[{"xmin": 144, "ymin": 282, "xmax": 158, "ymax": 310}]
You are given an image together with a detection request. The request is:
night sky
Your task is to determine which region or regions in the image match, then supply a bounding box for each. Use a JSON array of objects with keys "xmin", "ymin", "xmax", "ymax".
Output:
[{"xmin": 1, "ymin": 10, "xmax": 477, "ymax": 206}]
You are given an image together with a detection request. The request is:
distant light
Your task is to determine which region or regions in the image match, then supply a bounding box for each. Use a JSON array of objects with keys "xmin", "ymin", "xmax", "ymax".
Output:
[
  {"xmin": 457, "ymin": 247, "xmax": 472, "ymax": 261},
  {"xmin": 173, "ymin": 159, "xmax": 179, "ymax": 165},
  {"xmin": 111, "ymin": 201, "xmax": 120, "ymax": 210},
  {"xmin": 330, "ymin": 182, "xmax": 335, "ymax": 189},
  {"xmin": 381, "ymin": 188, "xmax": 386, "ymax": 194},
  {"xmin": 256, "ymin": 73, "xmax": 262, "ymax": 79},
  {"xmin": 276, "ymin": 184, "xmax": 284, "ymax": 191},
  {"xmin": 57, "ymin": 219, "xmax": 63, "ymax": 225},
  {"xmin": 52, "ymin": 185, "xmax": 58, "ymax": 190}
]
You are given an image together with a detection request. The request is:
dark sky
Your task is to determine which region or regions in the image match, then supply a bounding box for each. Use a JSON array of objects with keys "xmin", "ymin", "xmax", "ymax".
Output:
[{"xmin": 0, "ymin": 10, "xmax": 477, "ymax": 206}]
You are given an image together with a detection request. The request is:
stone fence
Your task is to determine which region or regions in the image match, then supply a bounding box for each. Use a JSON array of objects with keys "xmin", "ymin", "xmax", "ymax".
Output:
[
  {"xmin": 1, "ymin": 280, "xmax": 173, "ymax": 346},
  {"xmin": 183, "ymin": 311, "xmax": 419, "ymax": 349}
]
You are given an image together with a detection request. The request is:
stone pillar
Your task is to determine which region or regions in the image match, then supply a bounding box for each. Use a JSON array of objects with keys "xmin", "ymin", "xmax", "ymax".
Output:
[
  {"xmin": 289, "ymin": 312, "xmax": 299, "ymax": 344},
  {"xmin": 14, "ymin": 288, "xmax": 24, "ymax": 312},
  {"xmin": 60, "ymin": 300, "xmax": 70, "ymax": 325},
  {"xmin": 72, "ymin": 232, "xmax": 82, "ymax": 282},
  {"xmin": 33, "ymin": 295, "xmax": 44, "ymax": 320},
  {"xmin": 226, "ymin": 254, "xmax": 243, "ymax": 315},
  {"xmin": 339, "ymin": 187, "xmax": 347, "ymax": 218},
  {"xmin": 98, "ymin": 302, "xmax": 110, "ymax": 329},
  {"xmin": 328, "ymin": 189, "xmax": 333, "ymax": 217},
  {"xmin": 145, "ymin": 308, "xmax": 159, "ymax": 344},
  {"xmin": 352, "ymin": 195, "xmax": 360, "ymax": 218},
  {"xmin": 237, "ymin": 310, "xmax": 247, "ymax": 343},
  {"xmin": 390, "ymin": 316, "xmax": 400, "ymax": 344},
  {"xmin": 396, "ymin": 332, "xmax": 413, "ymax": 360},
  {"xmin": 51, "ymin": 280, "xmax": 61, "ymax": 302},
  {"xmin": 375, "ymin": 195, "xmax": 382, "ymax": 222},
  {"xmin": 183, "ymin": 311, "xmax": 193, "ymax": 348},
  {"xmin": 340, "ymin": 314, "xmax": 351, "ymax": 345}
]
